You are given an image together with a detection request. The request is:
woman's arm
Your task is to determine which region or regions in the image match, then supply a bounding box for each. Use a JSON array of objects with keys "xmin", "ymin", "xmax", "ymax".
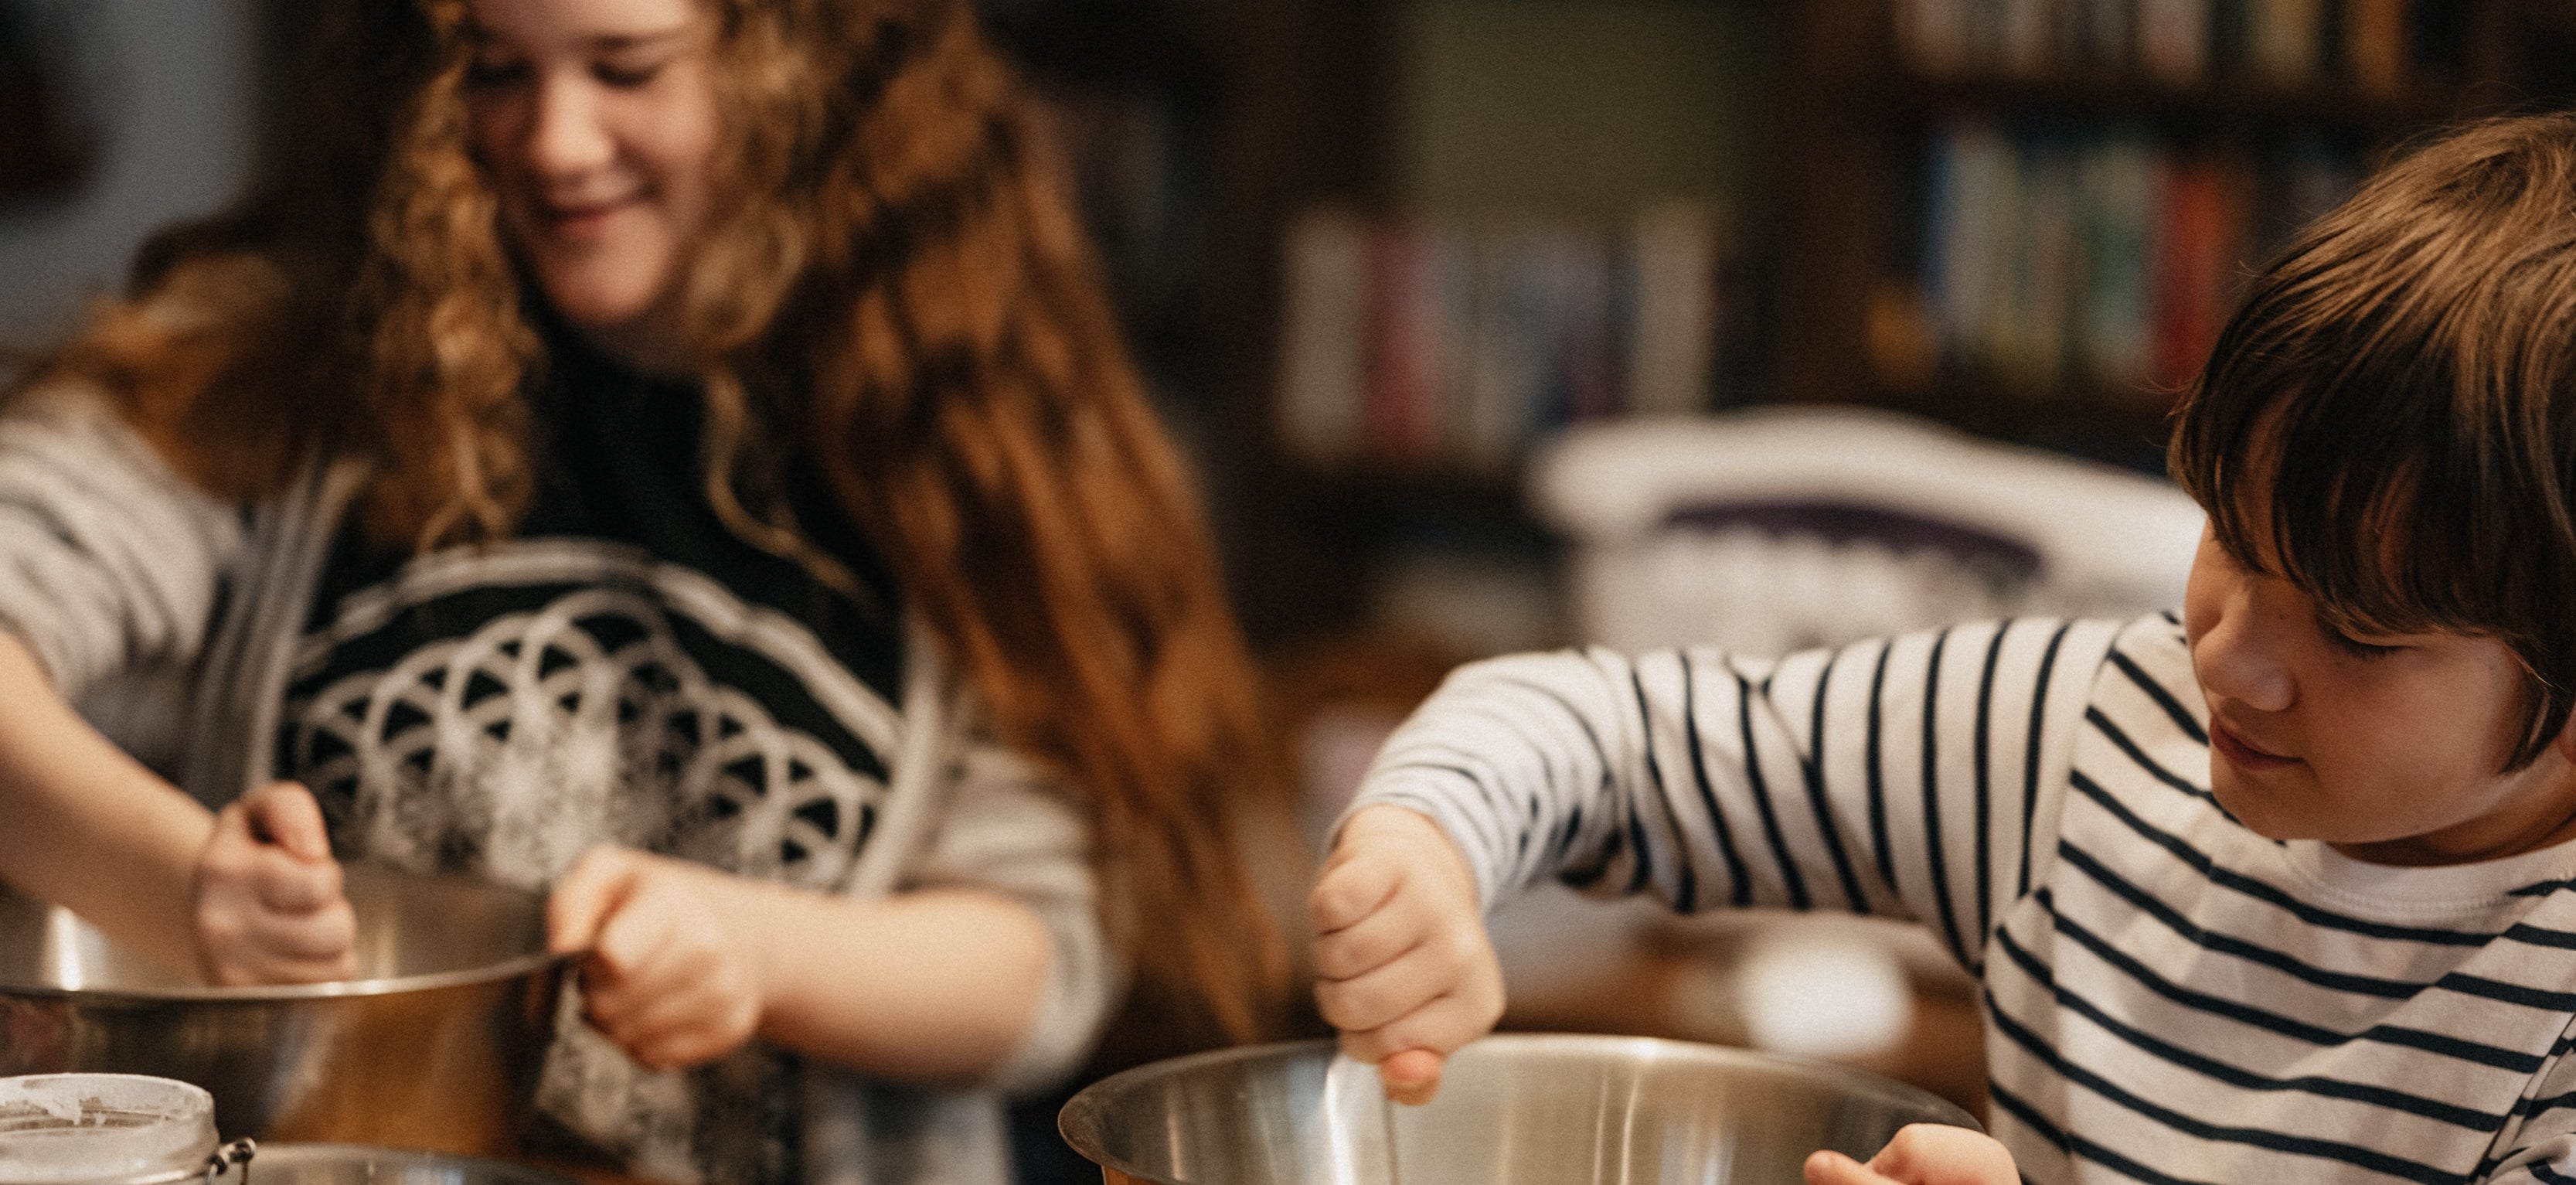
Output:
[
  {"xmin": 549, "ymin": 726, "xmax": 1105, "ymax": 1088},
  {"xmin": 0, "ymin": 628, "xmax": 213, "ymax": 969},
  {"xmin": 0, "ymin": 630, "xmax": 355, "ymax": 982},
  {"xmin": 550, "ymin": 849, "xmax": 1050, "ymax": 1083}
]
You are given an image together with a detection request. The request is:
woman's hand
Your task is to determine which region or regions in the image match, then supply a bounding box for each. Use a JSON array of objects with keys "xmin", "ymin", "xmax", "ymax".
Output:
[
  {"xmin": 549, "ymin": 846, "xmax": 770, "ymax": 1072},
  {"xmin": 1307, "ymin": 804, "xmax": 1503, "ymax": 1105},
  {"xmin": 192, "ymin": 781, "xmax": 357, "ymax": 986},
  {"xmin": 1805, "ymin": 1124, "xmax": 2018, "ymax": 1185}
]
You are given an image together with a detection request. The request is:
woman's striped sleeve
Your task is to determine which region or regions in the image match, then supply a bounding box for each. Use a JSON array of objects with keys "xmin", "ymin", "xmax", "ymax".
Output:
[{"xmin": 1355, "ymin": 618, "xmax": 2125, "ymax": 944}]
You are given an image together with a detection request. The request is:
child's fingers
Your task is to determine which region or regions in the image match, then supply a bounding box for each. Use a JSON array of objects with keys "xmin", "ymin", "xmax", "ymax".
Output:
[
  {"xmin": 1805, "ymin": 1150, "xmax": 1894, "ymax": 1185},
  {"xmin": 547, "ymin": 846, "xmax": 640, "ymax": 955},
  {"xmin": 1310, "ymin": 891, "xmax": 1428, "ymax": 980},
  {"xmin": 1308, "ymin": 851, "xmax": 1400, "ymax": 935},
  {"xmin": 243, "ymin": 782, "xmax": 333, "ymax": 863},
  {"xmin": 1341, "ymin": 987, "xmax": 1502, "ymax": 1064},
  {"xmin": 1315, "ymin": 908, "xmax": 1498, "ymax": 1030},
  {"xmin": 1377, "ymin": 1048, "xmax": 1445, "ymax": 1106},
  {"xmin": 1862, "ymin": 1124, "xmax": 2017, "ymax": 1185},
  {"xmin": 1314, "ymin": 944, "xmax": 1447, "ymax": 1033}
]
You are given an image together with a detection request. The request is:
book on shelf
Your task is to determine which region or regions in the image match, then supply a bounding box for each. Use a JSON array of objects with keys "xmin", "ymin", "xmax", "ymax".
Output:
[
  {"xmin": 1363, "ymin": 221, "xmax": 1450, "ymax": 467},
  {"xmin": 1275, "ymin": 209, "xmax": 1370, "ymax": 467},
  {"xmin": 1900, "ymin": 0, "xmax": 2411, "ymax": 90},
  {"xmin": 1274, "ymin": 204, "xmax": 1728, "ymax": 474},
  {"xmin": 1914, "ymin": 117, "xmax": 2359, "ymax": 399}
]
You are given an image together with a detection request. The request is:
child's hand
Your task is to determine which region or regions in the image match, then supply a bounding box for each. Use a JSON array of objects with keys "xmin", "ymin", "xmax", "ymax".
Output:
[
  {"xmin": 1804, "ymin": 1124, "xmax": 2017, "ymax": 1185},
  {"xmin": 192, "ymin": 781, "xmax": 358, "ymax": 985},
  {"xmin": 549, "ymin": 846, "xmax": 769, "ymax": 1071},
  {"xmin": 1307, "ymin": 804, "xmax": 1502, "ymax": 1106}
]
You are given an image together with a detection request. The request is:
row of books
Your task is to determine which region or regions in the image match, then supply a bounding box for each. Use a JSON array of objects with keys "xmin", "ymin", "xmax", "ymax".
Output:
[
  {"xmin": 1914, "ymin": 119, "xmax": 2361, "ymax": 393},
  {"xmin": 1274, "ymin": 205, "xmax": 1727, "ymax": 472},
  {"xmin": 1897, "ymin": 0, "xmax": 2421, "ymax": 90}
]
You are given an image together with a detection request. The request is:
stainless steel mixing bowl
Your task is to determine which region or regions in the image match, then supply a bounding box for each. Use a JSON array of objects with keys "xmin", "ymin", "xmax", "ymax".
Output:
[
  {"xmin": 1058, "ymin": 1034, "xmax": 1980, "ymax": 1185},
  {"xmin": 230, "ymin": 1142, "xmax": 579, "ymax": 1185},
  {"xmin": 0, "ymin": 866, "xmax": 570, "ymax": 1156}
]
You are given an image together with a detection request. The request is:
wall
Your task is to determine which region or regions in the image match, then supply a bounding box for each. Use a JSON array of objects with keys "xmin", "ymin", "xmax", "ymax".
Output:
[
  {"xmin": 0, "ymin": 0, "xmax": 259, "ymax": 347},
  {"xmin": 1392, "ymin": 0, "xmax": 1777, "ymax": 223}
]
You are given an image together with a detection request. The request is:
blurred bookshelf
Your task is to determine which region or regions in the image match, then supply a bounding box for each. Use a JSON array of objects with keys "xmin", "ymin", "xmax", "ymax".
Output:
[
  {"xmin": 992, "ymin": 0, "xmax": 2576, "ymax": 655},
  {"xmin": 1781, "ymin": 0, "xmax": 2571, "ymax": 471}
]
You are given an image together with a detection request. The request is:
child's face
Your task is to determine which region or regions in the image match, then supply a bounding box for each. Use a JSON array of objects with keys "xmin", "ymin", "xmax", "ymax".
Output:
[
  {"xmin": 2183, "ymin": 524, "xmax": 2576, "ymax": 864},
  {"xmin": 462, "ymin": 0, "xmax": 721, "ymax": 366}
]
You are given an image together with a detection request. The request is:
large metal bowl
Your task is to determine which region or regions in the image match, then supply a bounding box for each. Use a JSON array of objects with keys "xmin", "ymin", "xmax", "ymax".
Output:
[
  {"xmin": 1059, "ymin": 1034, "xmax": 1979, "ymax": 1185},
  {"xmin": 0, "ymin": 866, "xmax": 570, "ymax": 1156},
  {"xmin": 230, "ymin": 1143, "xmax": 580, "ymax": 1185}
]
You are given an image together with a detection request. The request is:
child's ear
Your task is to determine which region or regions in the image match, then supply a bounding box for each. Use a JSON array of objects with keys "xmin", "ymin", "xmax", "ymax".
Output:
[{"xmin": 2554, "ymin": 709, "xmax": 2576, "ymax": 766}]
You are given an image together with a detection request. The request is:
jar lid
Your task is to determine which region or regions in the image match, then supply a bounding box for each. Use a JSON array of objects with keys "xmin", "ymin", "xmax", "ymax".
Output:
[{"xmin": 0, "ymin": 1075, "xmax": 219, "ymax": 1185}]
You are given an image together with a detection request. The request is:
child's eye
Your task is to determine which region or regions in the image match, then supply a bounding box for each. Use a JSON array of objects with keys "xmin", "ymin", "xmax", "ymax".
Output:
[{"xmin": 2318, "ymin": 615, "xmax": 2406, "ymax": 659}]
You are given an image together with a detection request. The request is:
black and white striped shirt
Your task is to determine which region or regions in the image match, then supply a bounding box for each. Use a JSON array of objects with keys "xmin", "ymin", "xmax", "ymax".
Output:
[{"xmin": 1359, "ymin": 613, "xmax": 2576, "ymax": 1184}]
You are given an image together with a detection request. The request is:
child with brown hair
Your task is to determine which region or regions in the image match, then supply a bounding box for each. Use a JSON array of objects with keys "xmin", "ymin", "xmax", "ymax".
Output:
[{"xmin": 1313, "ymin": 110, "xmax": 2576, "ymax": 1184}]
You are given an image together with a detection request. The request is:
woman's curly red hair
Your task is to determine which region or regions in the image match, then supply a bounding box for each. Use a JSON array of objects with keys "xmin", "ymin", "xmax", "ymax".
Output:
[{"xmin": 24, "ymin": 0, "xmax": 1292, "ymax": 1052}]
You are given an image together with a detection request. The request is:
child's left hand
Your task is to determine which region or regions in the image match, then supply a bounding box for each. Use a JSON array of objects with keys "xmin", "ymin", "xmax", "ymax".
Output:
[
  {"xmin": 1804, "ymin": 1124, "xmax": 2017, "ymax": 1185},
  {"xmin": 548, "ymin": 846, "xmax": 771, "ymax": 1071}
]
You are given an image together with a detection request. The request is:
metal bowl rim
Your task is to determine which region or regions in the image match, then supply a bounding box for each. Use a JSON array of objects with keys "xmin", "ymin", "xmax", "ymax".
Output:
[
  {"xmin": 241, "ymin": 1142, "xmax": 581, "ymax": 1183},
  {"xmin": 0, "ymin": 949, "xmax": 572, "ymax": 1002},
  {"xmin": 1057, "ymin": 1032, "xmax": 1981, "ymax": 1183}
]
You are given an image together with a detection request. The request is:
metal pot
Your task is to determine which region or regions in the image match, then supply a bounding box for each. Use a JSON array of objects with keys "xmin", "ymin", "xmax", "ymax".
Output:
[
  {"xmin": 1057, "ymin": 1034, "xmax": 1979, "ymax": 1185},
  {"xmin": 219, "ymin": 1143, "xmax": 577, "ymax": 1185},
  {"xmin": 0, "ymin": 867, "xmax": 569, "ymax": 1157}
]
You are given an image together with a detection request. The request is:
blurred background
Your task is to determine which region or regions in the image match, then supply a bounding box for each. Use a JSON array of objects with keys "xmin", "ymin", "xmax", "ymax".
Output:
[
  {"xmin": 9, "ymin": 0, "xmax": 2576, "ymax": 1170},
  {"xmin": 13, "ymin": 0, "xmax": 2574, "ymax": 660}
]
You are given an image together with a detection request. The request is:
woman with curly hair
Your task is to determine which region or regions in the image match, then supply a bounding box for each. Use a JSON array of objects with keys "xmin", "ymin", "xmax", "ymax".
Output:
[{"xmin": 0, "ymin": 0, "xmax": 1291, "ymax": 1180}]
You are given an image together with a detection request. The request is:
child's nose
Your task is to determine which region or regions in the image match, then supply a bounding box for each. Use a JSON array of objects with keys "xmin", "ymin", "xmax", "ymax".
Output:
[{"xmin": 2191, "ymin": 591, "xmax": 2295, "ymax": 713}]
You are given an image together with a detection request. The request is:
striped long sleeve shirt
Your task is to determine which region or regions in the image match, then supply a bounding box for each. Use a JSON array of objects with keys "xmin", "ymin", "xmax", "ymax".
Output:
[{"xmin": 1356, "ymin": 612, "xmax": 2576, "ymax": 1184}]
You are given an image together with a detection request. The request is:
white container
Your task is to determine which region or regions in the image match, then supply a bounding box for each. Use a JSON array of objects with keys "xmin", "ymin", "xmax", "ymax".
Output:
[{"xmin": 0, "ymin": 1074, "xmax": 231, "ymax": 1185}]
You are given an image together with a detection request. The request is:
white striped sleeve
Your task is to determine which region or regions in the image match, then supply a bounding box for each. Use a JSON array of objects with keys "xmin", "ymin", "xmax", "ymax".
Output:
[
  {"xmin": 2480, "ymin": 1021, "xmax": 2576, "ymax": 1183},
  {"xmin": 0, "ymin": 386, "xmax": 243, "ymax": 700},
  {"xmin": 1355, "ymin": 617, "xmax": 2124, "ymax": 962}
]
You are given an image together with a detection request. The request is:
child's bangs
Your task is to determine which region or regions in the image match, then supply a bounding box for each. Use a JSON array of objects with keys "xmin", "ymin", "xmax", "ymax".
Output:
[{"xmin": 2173, "ymin": 322, "xmax": 2522, "ymax": 646}]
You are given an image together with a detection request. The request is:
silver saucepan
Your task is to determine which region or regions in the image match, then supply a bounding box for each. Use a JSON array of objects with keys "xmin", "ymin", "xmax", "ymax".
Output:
[
  {"xmin": 1058, "ymin": 1033, "xmax": 1980, "ymax": 1185},
  {"xmin": 0, "ymin": 866, "xmax": 569, "ymax": 1156}
]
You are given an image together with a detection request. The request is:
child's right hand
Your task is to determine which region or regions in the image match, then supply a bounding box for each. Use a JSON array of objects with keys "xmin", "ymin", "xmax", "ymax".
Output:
[
  {"xmin": 191, "ymin": 781, "xmax": 357, "ymax": 986},
  {"xmin": 1803, "ymin": 1124, "xmax": 2018, "ymax": 1185},
  {"xmin": 1308, "ymin": 804, "xmax": 1503, "ymax": 1105}
]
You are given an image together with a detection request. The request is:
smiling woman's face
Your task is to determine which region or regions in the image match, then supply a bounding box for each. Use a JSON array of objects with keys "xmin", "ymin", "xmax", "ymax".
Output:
[
  {"xmin": 461, "ymin": 0, "xmax": 720, "ymax": 369},
  {"xmin": 2182, "ymin": 522, "xmax": 2576, "ymax": 865}
]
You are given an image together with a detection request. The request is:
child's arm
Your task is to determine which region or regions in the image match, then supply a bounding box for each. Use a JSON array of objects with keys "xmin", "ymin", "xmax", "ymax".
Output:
[
  {"xmin": 1349, "ymin": 623, "xmax": 2122, "ymax": 957},
  {"xmin": 1310, "ymin": 620, "xmax": 2122, "ymax": 1097}
]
